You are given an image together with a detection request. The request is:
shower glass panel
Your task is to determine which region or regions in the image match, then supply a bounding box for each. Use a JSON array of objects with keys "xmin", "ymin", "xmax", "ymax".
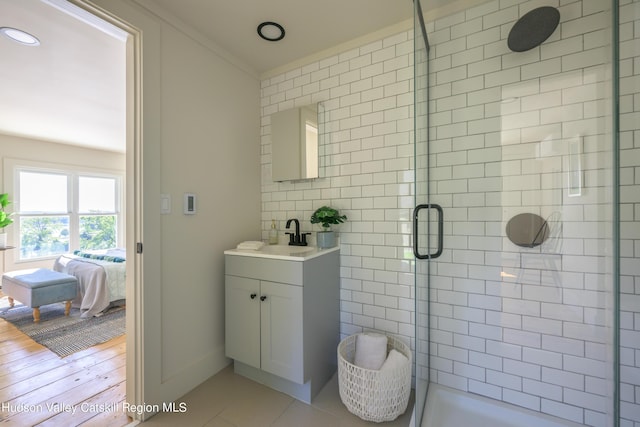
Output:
[
  {"xmin": 413, "ymin": 0, "xmax": 430, "ymax": 424},
  {"xmin": 414, "ymin": 0, "xmax": 617, "ymax": 425},
  {"xmin": 618, "ymin": 2, "xmax": 640, "ymax": 426}
]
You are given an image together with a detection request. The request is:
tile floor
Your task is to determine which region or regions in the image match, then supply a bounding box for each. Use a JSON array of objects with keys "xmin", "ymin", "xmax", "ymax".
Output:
[{"xmin": 139, "ymin": 364, "xmax": 413, "ymax": 427}]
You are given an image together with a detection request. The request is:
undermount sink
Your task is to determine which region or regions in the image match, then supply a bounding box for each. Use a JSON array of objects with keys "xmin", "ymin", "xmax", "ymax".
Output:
[
  {"xmin": 259, "ymin": 244, "xmax": 316, "ymax": 255},
  {"xmin": 224, "ymin": 243, "xmax": 337, "ymax": 261}
]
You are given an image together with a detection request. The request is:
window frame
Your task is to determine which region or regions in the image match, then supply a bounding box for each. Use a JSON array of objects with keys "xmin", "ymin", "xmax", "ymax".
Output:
[{"xmin": 7, "ymin": 159, "xmax": 124, "ymax": 263}]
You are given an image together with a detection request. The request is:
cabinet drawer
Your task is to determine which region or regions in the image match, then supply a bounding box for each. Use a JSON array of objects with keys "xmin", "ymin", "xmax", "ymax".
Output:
[{"xmin": 225, "ymin": 255, "xmax": 303, "ymax": 286}]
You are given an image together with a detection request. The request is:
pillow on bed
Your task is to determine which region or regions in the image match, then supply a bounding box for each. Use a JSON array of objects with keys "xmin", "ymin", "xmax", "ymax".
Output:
[{"xmin": 73, "ymin": 250, "xmax": 126, "ymax": 263}]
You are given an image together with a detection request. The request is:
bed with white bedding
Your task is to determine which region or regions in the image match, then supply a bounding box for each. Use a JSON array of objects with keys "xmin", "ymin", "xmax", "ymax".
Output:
[{"xmin": 53, "ymin": 248, "xmax": 126, "ymax": 318}]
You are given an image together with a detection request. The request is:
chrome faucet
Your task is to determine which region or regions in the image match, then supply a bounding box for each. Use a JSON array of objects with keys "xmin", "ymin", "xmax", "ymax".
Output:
[{"xmin": 285, "ymin": 218, "xmax": 310, "ymax": 246}]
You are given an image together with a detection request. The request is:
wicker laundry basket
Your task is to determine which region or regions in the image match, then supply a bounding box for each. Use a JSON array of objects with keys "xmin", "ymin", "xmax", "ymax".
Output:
[{"xmin": 338, "ymin": 333, "xmax": 412, "ymax": 422}]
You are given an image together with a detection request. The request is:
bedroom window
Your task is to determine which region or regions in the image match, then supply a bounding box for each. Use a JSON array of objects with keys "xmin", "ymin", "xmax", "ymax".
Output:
[
  {"xmin": 79, "ymin": 176, "xmax": 117, "ymax": 250},
  {"xmin": 18, "ymin": 171, "xmax": 70, "ymax": 259},
  {"xmin": 16, "ymin": 170, "xmax": 121, "ymax": 260}
]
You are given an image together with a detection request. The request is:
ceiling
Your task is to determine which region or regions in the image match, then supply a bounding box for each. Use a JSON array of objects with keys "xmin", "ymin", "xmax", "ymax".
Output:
[
  {"xmin": 134, "ymin": 0, "xmax": 415, "ymax": 76},
  {"xmin": 0, "ymin": 0, "xmax": 127, "ymax": 152},
  {"xmin": 1, "ymin": 0, "xmax": 460, "ymax": 153}
]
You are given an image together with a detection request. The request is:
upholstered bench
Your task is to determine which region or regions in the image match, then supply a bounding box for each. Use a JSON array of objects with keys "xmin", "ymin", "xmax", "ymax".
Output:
[{"xmin": 2, "ymin": 269, "xmax": 78, "ymax": 323}]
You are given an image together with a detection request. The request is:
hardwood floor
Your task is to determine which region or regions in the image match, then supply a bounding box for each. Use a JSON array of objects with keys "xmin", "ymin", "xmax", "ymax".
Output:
[{"xmin": 0, "ymin": 316, "xmax": 130, "ymax": 426}]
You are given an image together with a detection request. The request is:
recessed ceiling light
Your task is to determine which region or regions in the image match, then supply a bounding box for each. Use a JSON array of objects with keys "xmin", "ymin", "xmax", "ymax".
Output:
[
  {"xmin": 257, "ymin": 22, "xmax": 285, "ymax": 42},
  {"xmin": 0, "ymin": 27, "xmax": 40, "ymax": 46}
]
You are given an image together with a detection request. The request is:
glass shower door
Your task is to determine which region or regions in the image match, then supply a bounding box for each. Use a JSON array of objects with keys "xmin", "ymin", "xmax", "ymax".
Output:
[{"xmin": 413, "ymin": 0, "xmax": 430, "ymax": 424}]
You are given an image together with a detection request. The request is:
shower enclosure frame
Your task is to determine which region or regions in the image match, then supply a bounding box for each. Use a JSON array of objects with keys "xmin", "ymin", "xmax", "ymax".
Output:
[
  {"xmin": 413, "ymin": 0, "xmax": 432, "ymax": 423},
  {"xmin": 413, "ymin": 0, "xmax": 620, "ymax": 426}
]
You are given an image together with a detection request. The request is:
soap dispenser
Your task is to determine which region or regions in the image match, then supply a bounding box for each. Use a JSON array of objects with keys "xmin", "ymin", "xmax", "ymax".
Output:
[{"xmin": 268, "ymin": 220, "xmax": 278, "ymax": 245}]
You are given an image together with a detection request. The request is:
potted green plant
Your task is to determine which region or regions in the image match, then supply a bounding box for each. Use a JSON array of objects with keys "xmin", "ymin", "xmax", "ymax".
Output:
[
  {"xmin": 310, "ymin": 206, "xmax": 347, "ymax": 249},
  {"xmin": 0, "ymin": 193, "xmax": 14, "ymax": 248}
]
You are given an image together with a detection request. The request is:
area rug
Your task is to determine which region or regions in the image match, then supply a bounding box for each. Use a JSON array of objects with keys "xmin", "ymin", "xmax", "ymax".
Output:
[{"xmin": 0, "ymin": 298, "xmax": 125, "ymax": 358}]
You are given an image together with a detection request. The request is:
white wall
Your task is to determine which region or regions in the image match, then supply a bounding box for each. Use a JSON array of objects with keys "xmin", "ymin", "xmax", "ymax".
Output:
[
  {"xmin": 90, "ymin": 0, "xmax": 261, "ymax": 413},
  {"xmin": 158, "ymin": 19, "xmax": 261, "ymax": 383}
]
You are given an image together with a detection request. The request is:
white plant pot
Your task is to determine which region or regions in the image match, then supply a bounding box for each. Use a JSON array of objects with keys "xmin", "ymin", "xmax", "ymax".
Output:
[
  {"xmin": 316, "ymin": 231, "xmax": 336, "ymax": 249},
  {"xmin": 0, "ymin": 232, "xmax": 7, "ymax": 248}
]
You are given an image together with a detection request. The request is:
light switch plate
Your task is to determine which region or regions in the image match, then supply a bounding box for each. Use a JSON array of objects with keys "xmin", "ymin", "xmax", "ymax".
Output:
[{"xmin": 160, "ymin": 194, "xmax": 171, "ymax": 214}]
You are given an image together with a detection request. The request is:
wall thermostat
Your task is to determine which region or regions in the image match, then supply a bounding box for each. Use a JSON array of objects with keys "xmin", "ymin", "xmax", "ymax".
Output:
[{"xmin": 184, "ymin": 193, "xmax": 196, "ymax": 215}]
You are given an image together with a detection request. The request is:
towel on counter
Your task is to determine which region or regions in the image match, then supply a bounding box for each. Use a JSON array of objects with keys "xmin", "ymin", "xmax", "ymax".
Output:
[
  {"xmin": 354, "ymin": 332, "xmax": 388, "ymax": 370},
  {"xmin": 236, "ymin": 241, "xmax": 265, "ymax": 250}
]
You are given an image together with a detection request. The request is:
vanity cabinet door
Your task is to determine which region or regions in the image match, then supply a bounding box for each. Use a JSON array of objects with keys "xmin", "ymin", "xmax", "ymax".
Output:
[
  {"xmin": 260, "ymin": 281, "xmax": 304, "ymax": 383},
  {"xmin": 225, "ymin": 275, "xmax": 260, "ymax": 369}
]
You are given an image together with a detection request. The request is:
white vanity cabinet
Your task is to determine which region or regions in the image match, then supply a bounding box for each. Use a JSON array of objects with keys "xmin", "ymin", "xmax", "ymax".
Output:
[
  {"xmin": 224, "ymin": 246, "xmax": 339, "ymax": 403},
  {"xmin": 225, "ymin": 275, "xmax": 303, "ymax": 383}
]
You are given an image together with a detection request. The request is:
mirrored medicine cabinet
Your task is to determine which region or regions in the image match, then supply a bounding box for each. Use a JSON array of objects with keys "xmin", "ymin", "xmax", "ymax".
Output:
[{"xmin": 271, "ymin": 104, "xmax": 319, "ymax": 182}]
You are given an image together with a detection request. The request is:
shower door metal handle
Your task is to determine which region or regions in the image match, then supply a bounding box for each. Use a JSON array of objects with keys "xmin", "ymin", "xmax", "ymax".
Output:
[{"xmin": 413, "ymin": 204, "xmax": 443, "ymax": 259}]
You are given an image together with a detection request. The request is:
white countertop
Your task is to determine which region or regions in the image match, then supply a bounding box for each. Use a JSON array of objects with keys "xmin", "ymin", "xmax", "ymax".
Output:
[{"xmin": 224, "ymin": 244, "xmax": 339, "ymax": 261}]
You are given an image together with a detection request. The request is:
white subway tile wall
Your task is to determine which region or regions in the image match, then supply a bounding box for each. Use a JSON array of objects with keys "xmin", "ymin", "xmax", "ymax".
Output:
[
  {"xmin": 260, "ymin": 24, "xmax": 417, "ymax": 351},
  {"xmin": 260, "ymin": 0, "xmax": 640, "ymax": 425},
  {"xmin": 619, "ymin": 1, "xmax": 640, "ymax": 426}
]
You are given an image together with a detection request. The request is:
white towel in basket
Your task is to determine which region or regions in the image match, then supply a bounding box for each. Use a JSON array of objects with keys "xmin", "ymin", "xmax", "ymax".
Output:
[
  {"xmin": 380, "ymin": 349, "xmax": 409, "ymax": 375},
  {"xmin": 354, "ymin": 332, "xmax": 388, "ymax": 370}
]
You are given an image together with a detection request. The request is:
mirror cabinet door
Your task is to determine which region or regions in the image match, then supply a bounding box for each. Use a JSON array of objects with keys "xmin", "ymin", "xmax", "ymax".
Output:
[{"xmin": 271, "ymin": 104, "xmax": 318, "ymax": 181}]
